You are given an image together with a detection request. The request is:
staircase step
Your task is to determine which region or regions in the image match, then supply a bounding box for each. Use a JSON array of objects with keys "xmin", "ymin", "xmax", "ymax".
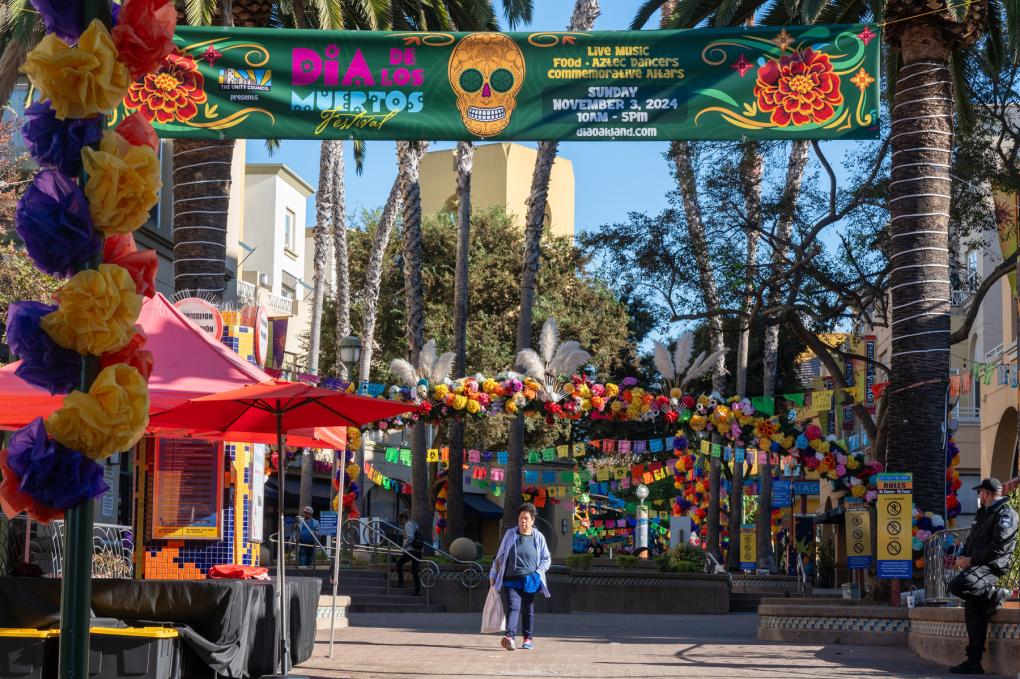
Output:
[
  {"xmin": 351, "ymin": 594, "xmax": 427, "ymax": 605},
  {"xmin": 349, "ymin": 602, "xmax": 445, "ymax": 614}
]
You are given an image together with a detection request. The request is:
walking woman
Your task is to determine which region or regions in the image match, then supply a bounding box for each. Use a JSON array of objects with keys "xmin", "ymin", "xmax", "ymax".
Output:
[{"xmin": 489, "ymin": 503, "xmax": 551, "ymax": 651}]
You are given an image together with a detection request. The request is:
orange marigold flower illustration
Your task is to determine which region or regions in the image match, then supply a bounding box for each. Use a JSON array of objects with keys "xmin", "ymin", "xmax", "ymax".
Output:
[
  {"xmin": 754, "ymin": 48, "xmax": 843, "ymax": 127},
  {"xmin": 125, "ymin": 52, "xmax": 207, "ymax": 124}
]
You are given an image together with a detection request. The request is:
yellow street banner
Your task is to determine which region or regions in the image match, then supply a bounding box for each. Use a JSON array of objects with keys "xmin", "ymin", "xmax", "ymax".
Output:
[
  {"xmin": 740, "ymin": 524, "xmax": 757, "ymax": 570},
  {"xmin": 876, "ymin": 473, "xmax": 912, "ymax": 578},
  {"xmin": 844, "ymin": 502, "xmax": 872, "ymax": 569}
]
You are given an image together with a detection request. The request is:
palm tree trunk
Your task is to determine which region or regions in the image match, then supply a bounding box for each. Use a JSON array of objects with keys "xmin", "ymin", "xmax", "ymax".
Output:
[
  {"xmin": 329, "ymin": 140, "xmax": 352, "ymax": 379},
  {"xmin": 298, "ymin": 448, "xmax": 312, "ymax": 527},
  {"xmin": 670, "ymin": 141, "xmax": 726, "ymax": 392},
  {"xmin": 505, "ymin": 0, "xmax": 601, "ymax": 533},
  {"xmin": 359, "ymin": 171, "xmax": 403, "ymax": 383},
  {"xmin": 400, "ymin": 140, "xmax": 432, "ymax": 534},
  {"xmin": 885, "ymin": 26, "xmax": 953, "ymax": 515},
  {"xmin": 171, "ymin": 138, "xmax": 234, "ymax": 297},
  {"xmin": 307, "ymin": 141, "xmax": 336, "ymax": 376},
  {"xmin": 445, "ymin": 141, "xmax": 473, "ymax": 549}
]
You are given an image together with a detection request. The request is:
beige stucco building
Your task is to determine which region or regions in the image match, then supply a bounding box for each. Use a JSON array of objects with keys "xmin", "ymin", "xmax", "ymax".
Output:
[{"xmin": 420, "ymin": 142, "xmax": 576, "ymax": 239}]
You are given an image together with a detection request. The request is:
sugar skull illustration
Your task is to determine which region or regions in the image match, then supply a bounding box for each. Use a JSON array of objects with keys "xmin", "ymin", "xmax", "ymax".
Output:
[{"xmin": 448, "ymin": 33, "xmax": 525, "ymax": 137}]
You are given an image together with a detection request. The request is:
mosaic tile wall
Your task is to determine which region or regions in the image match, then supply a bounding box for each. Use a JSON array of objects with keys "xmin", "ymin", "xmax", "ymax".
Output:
[{"xmin": 139, "ymin": 441, "xmax": 257, "ymax": 579}]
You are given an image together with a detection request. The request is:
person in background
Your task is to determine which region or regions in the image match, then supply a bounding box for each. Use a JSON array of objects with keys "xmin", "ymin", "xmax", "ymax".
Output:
[
  {"xmin": 586, "ymin": 535, "xmax": 605, "ymax": 558},
  {"xmin": 296, "ymin": 506, "xmax": 319, "ymax": 568},
  {"xmin": 490, "ymin": 503, "xmax": 552, "ymax": 651},
  {"xmin": 395, "ymin": 511, "xmax": 423, "ymax": 595},
  {"xmin": 947, "ymin": 477, "xmax": 1017, "ymax": 675}
]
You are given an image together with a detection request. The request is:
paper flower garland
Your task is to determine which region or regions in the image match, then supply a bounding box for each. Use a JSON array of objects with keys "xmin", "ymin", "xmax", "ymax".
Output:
[
  {"xmin": 21, "ymin": 20, "xmax": 131, "ymax": 120},
  {"xmin": 81, "ymin": 129, "xmax": 162, "ymax": 234},
  {"xmin": 40, "ymin": 263, "xmax": 141, "ymax": 356},
  {"xmin": 27, "ymin": 0, "xmax": 84, "ymax": 44},
  {"xmin": 111, "ymin": 0, "xmax": 177, "ymax": 79},
  {"xmin": 46, "ymin": 363, "xmax": 150, "ymax": 461},
  {"xmin": 103, "ymin": 234, "xmax": 158, "ymax": 298},
  {"xmin": 15, "ymin": 169, "xmax": 102, "ymax": 278},
  {"xmin": 21, "ymin": 101, "xmax": 103, "ymax": 175},
  {"xmin": 5, "ymin": 418, "xmax": 109, "ymax": 509},
  {"xmin": 5, "ymin": 301, "xmax": 80, "ymax": 395}
]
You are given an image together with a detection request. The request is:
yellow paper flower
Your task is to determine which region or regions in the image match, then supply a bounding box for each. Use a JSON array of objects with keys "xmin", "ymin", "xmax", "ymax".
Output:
[
  {"xmin": 452, "ymin": 394, "xmax": 468, "ymax": 410},
  {"xmin": 346, "ymin": 463, "xmax": 360, "ymax": 478},
  {"xmin": 21, "ymin": 20, "xmax": 131, "ymax": 119},
  {"xmin": 851, "ymin": 484, "xmax": 866, "ymax": 498},
  {"xmin": 433, "ymin": 384, "xmax": 449, "ymax": 399},
  {"xmin": 605, "ymin": 383, "xmax": 619, "ymax": 398},
  {"xmin": 41, "ymin": 264, "xmax": 141, "ymax": 355},
  {"xmin": 690, "ymin": 414, "xmax": 707, "ymax": 431},
  {"xmin": 82, "ymin": 130, "xmax": 162, "ymax": 235},
  {"xmin": 505, "ymin": 400, "xmax": 519, "ymax": 414},
  {"xmin": 346, "ymin": 427, "xmax": 361, "ymax": 449},
  {"xmin": 466, "ymin": 399, "xmax": 480, "ymax": 414},
  {"xmin": 46, "ymin": 363, "xmax": 148, "ymax": 460}
]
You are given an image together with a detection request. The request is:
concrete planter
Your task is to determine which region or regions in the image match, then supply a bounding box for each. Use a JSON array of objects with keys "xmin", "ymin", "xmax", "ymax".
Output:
[
  {"xmin": 571, "ymin": 570, "xmax": 730, "ymax": 614},
  {"xmin": 731, "ymin": 574, "xmax": 811, "ymax": 595},
  {"xmin": 427, "ymin": 563, "xmax": 572, "ymax": 614}
]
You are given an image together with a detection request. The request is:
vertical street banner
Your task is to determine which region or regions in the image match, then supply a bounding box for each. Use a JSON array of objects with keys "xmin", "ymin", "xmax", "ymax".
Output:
[
  {"xmin": 865, "ymin": 336, "xmax": 876, "ymax": 413},
  {"xmin": 876, "ymin": 473, "xmax": 912, "ymax": 579},
  {"xmin": 113, "ymin": 24, "xmax": 881, "ymax": 141},
  {"xmin": 740, "ymin": 525, "xmax": 757, "ymax": 570},
  {"xmin": 844, "ymin": 502, "xmax": 873, "ymax": 570},
  {"xmin": 843, "ymin": 338, "xmax": 855, "ymax": 431}
]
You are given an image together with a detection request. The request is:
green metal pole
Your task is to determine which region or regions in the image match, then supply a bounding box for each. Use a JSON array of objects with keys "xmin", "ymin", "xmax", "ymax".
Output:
[{"xmin": 58, "ymin": 3, "xmax": 111, "ymax": 676}]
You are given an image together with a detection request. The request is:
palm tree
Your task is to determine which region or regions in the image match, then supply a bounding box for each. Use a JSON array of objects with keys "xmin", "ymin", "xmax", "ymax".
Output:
[
  {"xmin": 445, "ymin": 140, "xmax": 473, "ymax": 548},
  {"xmin": 307, "ymin": 141, "xmax": 338, "ymax": 377},
  {"xmin": 329, "ymin": 140, "xmax": 353, "ymax": 378},
  {"xmin": 505, "ymin": 0, "xmax": 601, "ymax": 531}
]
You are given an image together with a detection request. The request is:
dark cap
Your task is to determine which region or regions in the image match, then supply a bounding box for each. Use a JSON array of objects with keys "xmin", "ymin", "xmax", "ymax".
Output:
[{"xmin": 973, "ymin": 478, "xmax": 1002, "ymax": 493}]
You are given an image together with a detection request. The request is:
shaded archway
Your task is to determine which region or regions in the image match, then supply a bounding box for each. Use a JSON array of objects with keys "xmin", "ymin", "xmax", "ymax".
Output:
[{"xmin": 990, "ymin": 407, "xmax": 1018, "ymax": 481}]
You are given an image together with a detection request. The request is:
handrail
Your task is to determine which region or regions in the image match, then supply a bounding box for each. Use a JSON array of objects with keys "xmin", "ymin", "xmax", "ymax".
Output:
[
  {"xmin": 924, "ymin": 527, "xmax": 970, "ymax": 603},
  {"xmin": 367, "ymin": 518, "xmax": 486, "ymax": 590},
  {"xmin": 796, "ymin": 554, "xmax": 806, "ymax": 595},
  {"xmin": 704, "ymin": 551, "xmax": 733, "ymax": 589},
  {"xmin": 340, "ymin": 518, "xmax": 440, "ymax": 607}
]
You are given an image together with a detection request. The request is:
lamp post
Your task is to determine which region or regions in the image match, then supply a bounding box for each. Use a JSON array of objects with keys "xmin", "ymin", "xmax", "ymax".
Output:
[
  {"xmin": 635, "ymin": 483, "xmax": 649, "ymax": 553},
  {"xmin": 338, "ymin": 335, "xmax": 362, "ymax": 385}
]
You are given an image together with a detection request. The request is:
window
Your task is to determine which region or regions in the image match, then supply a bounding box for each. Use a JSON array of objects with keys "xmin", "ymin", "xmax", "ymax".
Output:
[
  {"xmin": 281, "ymin": 283, "xmax": 296, "ymax": 300},
  {"xmin": 284, "ymin": 209, "xmax": 296, "ymax": 252}
]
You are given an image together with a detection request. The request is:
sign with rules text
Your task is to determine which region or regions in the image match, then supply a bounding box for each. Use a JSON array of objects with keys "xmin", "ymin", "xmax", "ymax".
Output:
[
  {"xmin": 844, "ymin": 502, "xmax": 872, "ymax": 569},
  {"xmin": 876, "ymin": 473, "xmax": 912, "ymax": 579},
  {"xmin": 740, "ymin": 524, "xmax": 756, "ymax": 570}
]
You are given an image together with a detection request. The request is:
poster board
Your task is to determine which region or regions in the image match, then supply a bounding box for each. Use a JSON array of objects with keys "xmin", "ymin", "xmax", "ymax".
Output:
[
  {"xmin": 152, "ymin": 438, "xmax": 224, "ymax": 540},
  {"xmin": 250, "ymin": 443, "xmax": 267, "ymax": 543},
  {"xmin": 876, "ymin": 473, "xmax": 912, "ymax": 579},
  {"xmin": 844, "ymin": 502, "xmax": 873, "ymax": 570}
]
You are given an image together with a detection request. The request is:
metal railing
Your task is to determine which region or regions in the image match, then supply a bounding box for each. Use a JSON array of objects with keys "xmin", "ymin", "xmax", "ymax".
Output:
[
  {"xmin": 924, "ymin": 527, "xmax": 971, "ymax": 603},
  {"xmin": 48, "ymin": 521, "xmax": 134, "ymax": 579},
  {"xmin": 340, "ymin": 518, "xmax": 440, "ymax": 610},
  {"xmin": 368, "ymin": 519, "xmax": 487, "ymax": 593},
  {"xmin": 236, "ymin": 279, "xmax": 257, "ymax": 306}
]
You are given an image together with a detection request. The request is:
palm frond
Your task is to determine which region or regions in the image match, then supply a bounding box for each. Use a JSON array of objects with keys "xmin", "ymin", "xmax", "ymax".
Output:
[
  {"xmin": 501, "ymin": 0, "xmax": 532, "ymax": 29},
  {"xmin": 950, "ymin": 50, "xmax": 975, "ymax": 134},
  {"xmin": 629, "ymin": 0, "xmax": 669, "ymax": 28},
  {"xmin": 711, "ymin": 0, "xmax": 743, "ymax": 26},
  {"xmin": 539, "ymin": 317, "xmax": 558, "ymax": 365},
  {"xmin": 184, "ymin": 0, "xmax": 218, "ymax": 25},
  {"xmin": 264, "ymin": 139, "xmax": 281, "ymax": 156},
  {"xmin": 515, "ymin": 348, "xmax": 546, "ymax": 380},
  {"xmin": 653, "ymin": 340, "xmax": 676, "ymax": 381},
  {"xmin": 0, "ymin": 36, "xmax": 31, "ymax": 113},
  {"xmin": 390, "ymin": 358, "xmax": 418, "ymax": 387},
  {"xmin": 673, "ymin": 332, "xmax": 695, "ymax": 376},
  {"xmin": 309, "ymin": 0, "xmax": 345, "ymax": 29}
]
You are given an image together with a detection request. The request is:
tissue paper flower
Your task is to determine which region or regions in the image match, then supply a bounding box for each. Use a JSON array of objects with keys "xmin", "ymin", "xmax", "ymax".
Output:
[
  {"xmin": 15, "ymin": 169, "xmax": 102, "ymax": 278},
  {"xmin": 46, "ymin": 363, "xmax": 149, "ymax": 460},
  {"xmin": 41, "ymin": 264, "xmax": 142, "ymax": 355},
  {"xmin": 21, "ymin": 101, "xmax": 103, "ymax": 174},
  {"xmin": 0, "ymin": 448, "xmax": 63, "ymax": 523},
  {"xmin": 81, "ymin": 130, "xmax": 161, "ymax": 235},
  {"xmin": 115, "ymin": 111, "xmax": 159, "ymax": 152},
  {"xmin": 21, "ymin": 20, "xmax": 131, "ymax": 119},
  {"xmin": 99, "ymin": 327, "xmax": 154, "ymax": 381},
  {"xmin": 28, "ymin": 0, "xmax": 83, "ymax": 44},
  {"xmin": 5, "ymin": 301, "xmax": 80, "ymax": 395},
  {"xmin": 103, "ymin": 233, "xmax": 158, "ymax": 297},
  {"xmin": 111, "ymin": 0, "xmax": 177, "ymax": 79},
  {"xmin": 6, "ymin": 418, "xmax": 109, "ymax": 509}
]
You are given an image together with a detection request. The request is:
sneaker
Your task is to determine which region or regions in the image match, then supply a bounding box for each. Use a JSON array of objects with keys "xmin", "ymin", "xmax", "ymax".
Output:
[
  {"xmin": 521, "ymin": 639, "xmax": 533, "ymax": 650},
  {"xmin": 500, "ymin": 635, "xmax": 515, "ymax": 651},
  {"xmin": 949, "ymin": 660, "xmax": 985, "ymax": 674}
]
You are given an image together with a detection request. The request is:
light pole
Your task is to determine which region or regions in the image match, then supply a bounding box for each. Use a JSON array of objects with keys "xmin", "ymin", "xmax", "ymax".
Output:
[
  {"xmin": 338, "ymin": 335, "xmax": 362, "ymax": 385},
  {"xmin": 635, "ymin": 483, "xmax": 650, "ymax": 554}
]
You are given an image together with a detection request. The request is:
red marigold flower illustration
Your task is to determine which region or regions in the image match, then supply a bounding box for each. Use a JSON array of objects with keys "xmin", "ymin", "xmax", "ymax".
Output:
[
  {"xmin": 125, "ymin": 52, "xmax": 207, "ymax": 124},
  {"xmin": 754, "ymin": 48, "xmax": 843, "ymax": 126}
]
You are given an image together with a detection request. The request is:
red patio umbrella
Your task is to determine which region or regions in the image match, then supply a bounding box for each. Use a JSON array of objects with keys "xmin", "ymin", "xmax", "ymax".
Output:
[{"xmin": 148, "ymin": 379, "xmax": 412, "ymax": 677}]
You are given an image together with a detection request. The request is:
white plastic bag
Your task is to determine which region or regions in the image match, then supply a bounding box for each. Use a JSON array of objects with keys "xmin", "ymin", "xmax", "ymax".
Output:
[{"xmin": 481, "ymin": 587, "xmax": 505, "ymax": 634}]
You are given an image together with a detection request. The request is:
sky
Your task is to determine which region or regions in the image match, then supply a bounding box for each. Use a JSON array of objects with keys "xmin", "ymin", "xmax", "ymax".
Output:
[{"xmin": 246, "ymin": 2, "xmax": 857, "ymax": 234}]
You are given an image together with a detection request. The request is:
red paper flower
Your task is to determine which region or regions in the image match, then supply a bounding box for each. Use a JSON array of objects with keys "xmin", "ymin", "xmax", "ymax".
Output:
[
  {"xmin": 100, "ymin": 327, "xmax": 154, "ymax": 381},
  {"xmin": 112, "ymin": 0, "xmax": 177, "ymax": 79},
  {"xmin": 754, "ymin": 48, "xmax": 843, "ymax": 126},
  {"xmin": 116, "ymin": 111, "xmax": 159, "ymax": 151},
  {"xmin": 0, "ymin": 448, "xmax": 63, "ymax": 523},
  {"xmin": 104, "ymin": 233, "xmax": 158, "ymax": 298},
  {"xmin": 125, "ymin": 52, "xmax": 207, "ymax": 124}
]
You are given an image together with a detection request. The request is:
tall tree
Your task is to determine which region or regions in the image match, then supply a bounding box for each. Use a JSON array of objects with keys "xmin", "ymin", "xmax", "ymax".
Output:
[
  {"xmin": 330, "ymin": 140, "xmax": 352, "ymax": 378},
  {"xmin": 445, "ymin": 140, "xmax": 473, "ymax": 548},
  {"xmin": 504, "ymin": 0, "xmax": 600, "ymax": 532},
  {"xmin": 307, "ymin": 141, "xmax": 337, "ymax": 376}
]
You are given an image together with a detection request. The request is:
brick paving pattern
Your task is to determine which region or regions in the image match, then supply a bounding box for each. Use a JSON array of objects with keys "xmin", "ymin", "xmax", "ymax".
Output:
[{"xmin": 297, "ymin": 612, "xmax": 991, "ymax": 678}]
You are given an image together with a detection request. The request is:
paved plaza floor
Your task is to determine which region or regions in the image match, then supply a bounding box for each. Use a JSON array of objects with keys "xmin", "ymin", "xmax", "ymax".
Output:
[{"xmin": 297, "ymin": 612, "xmax": 982, "ymax": 678}]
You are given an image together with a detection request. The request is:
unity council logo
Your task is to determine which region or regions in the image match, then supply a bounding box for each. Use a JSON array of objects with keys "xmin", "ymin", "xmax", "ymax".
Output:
[{"xmin": 448, "ymin": 34, "xmax": 525, "ymax": 137}]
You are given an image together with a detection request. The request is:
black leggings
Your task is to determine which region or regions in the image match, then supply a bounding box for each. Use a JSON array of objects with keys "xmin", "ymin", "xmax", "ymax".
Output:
[{"xmin": 395, "ymin": 552, "xmax": 421, "ymax": 593}]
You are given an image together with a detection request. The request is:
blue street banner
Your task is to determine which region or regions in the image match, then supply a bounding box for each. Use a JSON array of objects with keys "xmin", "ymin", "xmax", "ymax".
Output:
[
  {"xmin": 793, "ymin": 480, "xmax": 820, "ymax": 496},
  {"xmin": 772, "ymin": 479, "xmax": 792, "ymax": 508},
  {"xmin": 319, "ymin": 510, "xmax": 338, "ymax": 536}
]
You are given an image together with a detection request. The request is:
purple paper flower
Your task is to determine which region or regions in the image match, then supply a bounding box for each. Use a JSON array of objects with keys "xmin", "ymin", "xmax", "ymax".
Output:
[
  {"xmin": 28, "ymin": 0, "xmax": 83, "ymax": 44},
  {"xmin": 15, "ymin": 169, "xmax": 101, "ymax": 278},
  {"xmin": 622, "ymin": 376, "xmax": 639, "ymax": 387},
  {"xmin": 7, "ymin": 418, "xmax": 109, "ymax": 510},
  {"xmin": 21, "ymin": 101, "xmax": 103, "ymax": 175},
  {"xmin": 5, "ymin": 301, "xmax": 80, "ymax": 395}
]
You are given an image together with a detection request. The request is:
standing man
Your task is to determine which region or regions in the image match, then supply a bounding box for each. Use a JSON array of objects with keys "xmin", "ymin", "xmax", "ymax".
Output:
[
  {"xmin": 395, "ymin": 511, "xmax": 423, "ymax": 595},
  {"xmin": 948, "ymin": 478, "xmax": 1017, "ymax": 674},
  {"xmin": 297, "ymin": 505, "xmax": 320, "ymax": 569}
]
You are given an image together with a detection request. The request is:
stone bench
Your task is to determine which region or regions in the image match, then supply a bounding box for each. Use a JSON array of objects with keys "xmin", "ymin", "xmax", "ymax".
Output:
[{"xmin": 758, "ymin": 600, "xmax": 1020, "ymax": 676}]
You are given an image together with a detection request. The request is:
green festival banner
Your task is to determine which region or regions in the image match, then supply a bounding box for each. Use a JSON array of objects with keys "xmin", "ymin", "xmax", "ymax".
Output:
[{"xmin": 116, "ymin": 24, "xmax": 881, "ymax": 141}]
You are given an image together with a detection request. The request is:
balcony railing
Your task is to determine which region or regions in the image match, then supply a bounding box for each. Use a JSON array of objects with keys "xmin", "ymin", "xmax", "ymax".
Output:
[
  {"xmin": 236, "ymin": 279, "xmax": 257, "ymax": 306},
  {"xmin": 266, "ymin": 292, "xmax": 296, "ymax": 317}
]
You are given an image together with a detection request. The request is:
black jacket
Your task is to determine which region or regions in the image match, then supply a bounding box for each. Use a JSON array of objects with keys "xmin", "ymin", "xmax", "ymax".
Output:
[{"xmin": 962, "ymin": 496, "xmax": 1018, "ymax": 575}]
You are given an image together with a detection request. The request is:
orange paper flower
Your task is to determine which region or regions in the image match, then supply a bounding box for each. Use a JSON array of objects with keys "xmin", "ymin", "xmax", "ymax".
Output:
[
  {"xmin": 104, "ymin": 233, "xmax": 158, "ymax": 297},
  {"xmin": 111, "ymin": 0, "xmax": 177, "ymax": 79},
  {"xmin": 100, "ymin": 327, "xmax": 154, "ymax": 381},
  {"xmin": 754, "ymin": 48, "xmax": 843, "ymax": 126}
]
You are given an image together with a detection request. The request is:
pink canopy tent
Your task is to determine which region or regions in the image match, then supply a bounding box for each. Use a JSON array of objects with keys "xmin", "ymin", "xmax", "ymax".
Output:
[{"xmin": 0, "ymin": 293, "xmax": 345, "ymax": 449}]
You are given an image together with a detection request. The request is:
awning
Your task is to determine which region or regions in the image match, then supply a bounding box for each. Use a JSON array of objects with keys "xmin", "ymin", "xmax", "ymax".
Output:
[
  {"xmin": 464, "ymin": 494, "xmax": 503, "ymax": 519},
  {"xmin": 264, "ymin": 477, "xmax": 333, "ymax": 501}
]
